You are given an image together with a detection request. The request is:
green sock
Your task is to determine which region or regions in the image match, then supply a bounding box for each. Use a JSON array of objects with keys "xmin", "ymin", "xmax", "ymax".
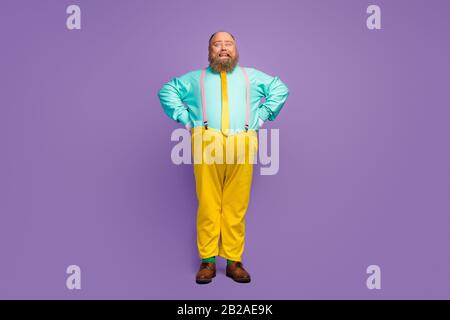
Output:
[
  {"xmin": 227, "ymin": 259, "xmax": 235, "ymax": 266},
  {"xmin": 202, "ymin": 256, "xmax": 216, "ymax": 264}
]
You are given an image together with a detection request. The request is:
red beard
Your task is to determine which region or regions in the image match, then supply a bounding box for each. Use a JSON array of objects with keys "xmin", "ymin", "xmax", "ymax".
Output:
[{"xmin": 208, "ymin": 50, "xmax": 240, "ymax": 73}]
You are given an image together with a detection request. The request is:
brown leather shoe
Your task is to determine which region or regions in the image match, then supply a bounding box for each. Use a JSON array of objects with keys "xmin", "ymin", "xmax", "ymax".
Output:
[
  {"xmin": 195, "ymin": 262, "xmax": 216, "ymax": 284},
  {"xmin": 226, "ymin": 261, "xmax": 251, "ymax": 283}
]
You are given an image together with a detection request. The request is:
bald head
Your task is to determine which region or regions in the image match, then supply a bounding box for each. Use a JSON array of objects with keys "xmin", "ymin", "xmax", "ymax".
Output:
[{"xmin": 208, "ymin": 31, "xmax": 236, "ymax": 46}]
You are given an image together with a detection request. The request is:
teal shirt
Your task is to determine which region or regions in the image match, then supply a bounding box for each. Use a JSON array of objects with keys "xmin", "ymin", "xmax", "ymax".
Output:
[{"xmin": 158, "ymin": 63, "xmax": 289, "ymax": 135}]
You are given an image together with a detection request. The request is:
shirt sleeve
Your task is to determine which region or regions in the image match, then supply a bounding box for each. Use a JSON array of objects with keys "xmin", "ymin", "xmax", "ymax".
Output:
[
  {"xmin": 252, "ymin": 68, "xmax": 290, "ymax": 122},
  {"xmin": 157, "ymin": 76, "xmax": 191, "ymax": 126}
]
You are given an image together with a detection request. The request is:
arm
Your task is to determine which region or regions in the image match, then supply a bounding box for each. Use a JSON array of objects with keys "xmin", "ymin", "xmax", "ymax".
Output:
[
  {"xmin": 252, "ymin": 69, "xmax": 290, "ymax": 123},
  {"xmin": 157, "ymin": 76, "xmax": 192, "ymax": 128}
]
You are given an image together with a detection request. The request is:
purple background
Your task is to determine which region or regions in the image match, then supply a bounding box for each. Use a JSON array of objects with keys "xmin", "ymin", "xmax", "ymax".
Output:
[{"xmin": 1, "ymin": 0, "xmax": 449, "ymax": 299}]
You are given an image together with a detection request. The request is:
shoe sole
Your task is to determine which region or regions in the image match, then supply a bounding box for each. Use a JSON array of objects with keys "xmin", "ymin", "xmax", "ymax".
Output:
[{"xmin": 226, "ymin": 273, "xmax": 251, "ymax": 283}]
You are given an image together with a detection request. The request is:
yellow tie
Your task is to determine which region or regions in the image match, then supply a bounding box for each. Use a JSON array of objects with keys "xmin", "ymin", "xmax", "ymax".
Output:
[{"xmin": 220, "ymin": 70, "xmax": 230, "ymax": 136}]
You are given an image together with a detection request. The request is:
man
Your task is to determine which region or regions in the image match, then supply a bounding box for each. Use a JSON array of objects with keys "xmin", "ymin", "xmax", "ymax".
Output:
[{"xmin": 158, "ymin": 31, "xmax": 289, "ymax": 284}]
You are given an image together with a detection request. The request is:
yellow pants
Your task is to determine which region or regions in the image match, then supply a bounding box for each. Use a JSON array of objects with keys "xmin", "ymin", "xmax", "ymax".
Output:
[{"xmin": 191, "ymin": 127, "xmax": 258, "ymax": 262}]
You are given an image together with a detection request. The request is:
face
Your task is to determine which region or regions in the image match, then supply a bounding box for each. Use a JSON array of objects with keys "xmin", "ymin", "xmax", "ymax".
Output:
[{"xmin": 208, "ymin": 32, "xmax": 239, "ymax": 73}]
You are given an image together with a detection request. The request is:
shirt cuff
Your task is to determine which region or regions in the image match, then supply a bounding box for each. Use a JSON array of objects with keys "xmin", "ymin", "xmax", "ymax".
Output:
[
  {"xmin": 257, "ymin": 105, "xmax": 272, "ymax": 122},
  {"xmin": 176, "ymin": 110, "xmax": 190, "ymax": 126}
]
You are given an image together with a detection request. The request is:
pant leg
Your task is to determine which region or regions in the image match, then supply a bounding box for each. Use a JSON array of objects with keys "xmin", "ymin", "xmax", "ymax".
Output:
[
  {"xmin": 219, "ymin": 131, "xmax": 258, "ymax": 261},
  {"xmin": 192, "ymin": 127, "xmax": 226, "ymax": 259}
]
